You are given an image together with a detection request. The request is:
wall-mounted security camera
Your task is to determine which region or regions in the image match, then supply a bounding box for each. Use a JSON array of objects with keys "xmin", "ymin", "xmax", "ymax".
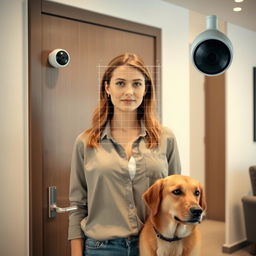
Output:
[
  {"xmin": 191, "ymin": 15, "xmax": 233, "ymax": 76},
  {"xmin": 48, "ymin": 49, "xmax": 70, "ymax": 68}
]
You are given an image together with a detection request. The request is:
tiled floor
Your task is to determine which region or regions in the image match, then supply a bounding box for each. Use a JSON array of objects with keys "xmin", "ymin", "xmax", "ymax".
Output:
[{"xmin": 200, "ymin": 219, "xmax": 252, "ymax": 256}]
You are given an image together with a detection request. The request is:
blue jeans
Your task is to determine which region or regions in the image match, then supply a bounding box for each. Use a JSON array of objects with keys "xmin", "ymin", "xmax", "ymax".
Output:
[{"xmin": 84, "ymin": 235, "xmax": 139, "ymax": 256}]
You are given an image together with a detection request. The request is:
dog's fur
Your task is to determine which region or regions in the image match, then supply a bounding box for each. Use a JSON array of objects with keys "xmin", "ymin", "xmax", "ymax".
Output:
[{"xmin": 140, "ymin": 175, "xmax": 206, "ymax": 256}]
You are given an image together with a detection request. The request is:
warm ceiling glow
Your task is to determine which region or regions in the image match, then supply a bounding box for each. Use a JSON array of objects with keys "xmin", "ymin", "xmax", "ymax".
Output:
[
  {"xmin": 234, "ymin": 0, "xmax": 244, "ymax": 3},
  {"xmin": 233, "ymin": 7, "xmax": 242, "ymax": 11}
]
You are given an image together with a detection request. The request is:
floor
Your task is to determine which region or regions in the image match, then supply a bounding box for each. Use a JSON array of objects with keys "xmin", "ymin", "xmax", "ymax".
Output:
[{"xmin": 200, "ymin": 219, "xmax": 252, "ymax": 256}]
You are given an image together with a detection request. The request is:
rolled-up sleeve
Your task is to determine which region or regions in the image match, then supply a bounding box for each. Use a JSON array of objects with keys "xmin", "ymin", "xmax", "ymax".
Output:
[
  {"xmin": 166, "ymin": 132, "xmax": 181, "ymax": 175},
  {"xmin": 68, "ymin": 136, "xmax": 88, "ymax": 240}
]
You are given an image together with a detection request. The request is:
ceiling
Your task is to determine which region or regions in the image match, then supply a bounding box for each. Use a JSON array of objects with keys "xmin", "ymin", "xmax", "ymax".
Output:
[{"xmin": 162, "ymin": 0, "xmax": 256, "ymax": 32}]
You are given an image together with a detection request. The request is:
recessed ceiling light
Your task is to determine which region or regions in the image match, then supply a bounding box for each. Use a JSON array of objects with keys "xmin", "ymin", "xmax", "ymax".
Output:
[
  {"xmin": 233, "ymin": 7, "xmax": 242, "ymax": 11},
  {"xmin": 234, "ymin": 0, "xmax": 244, "ymax": 3}
]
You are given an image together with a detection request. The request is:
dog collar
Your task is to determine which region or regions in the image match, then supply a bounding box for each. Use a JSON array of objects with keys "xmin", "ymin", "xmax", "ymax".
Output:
[{"xmin": 153, "ymin": 226, "xmax": 182, "ymax": 243}]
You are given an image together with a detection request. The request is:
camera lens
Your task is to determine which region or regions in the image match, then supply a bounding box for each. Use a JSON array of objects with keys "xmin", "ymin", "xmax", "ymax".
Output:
[
  {"xmin": 193, "ymin": 39, "xmax": 231, "ymax": 75},
  {"xmin": 56, "ymin": 51, "xmax": 69, "ymax": 65}
]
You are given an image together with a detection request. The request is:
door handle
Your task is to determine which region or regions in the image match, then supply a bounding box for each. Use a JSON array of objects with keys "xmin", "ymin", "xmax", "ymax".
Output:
[{"xmin": 48, "ymin": 186, "xmax": 78, "ymax": 218}]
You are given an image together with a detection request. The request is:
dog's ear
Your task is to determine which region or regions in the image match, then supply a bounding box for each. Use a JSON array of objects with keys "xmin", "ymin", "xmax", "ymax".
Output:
[
  {"xmin": 199, "ymin": 183, "xmax": 207, "ymax": 211},
  {"xmin": 143, "ymin": 179, "xmax": 164, "ymax": 216}
]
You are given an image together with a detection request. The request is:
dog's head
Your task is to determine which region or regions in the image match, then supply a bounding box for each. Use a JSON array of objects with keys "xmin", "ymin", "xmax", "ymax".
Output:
[{"xmin": 143, "ymin": 175, "xmax": 206, "ymax": 224}]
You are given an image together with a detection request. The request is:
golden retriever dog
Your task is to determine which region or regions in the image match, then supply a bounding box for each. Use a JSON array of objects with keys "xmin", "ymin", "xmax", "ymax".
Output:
[{"xmin": 140, "ymin": 175, "xmax": 206, "ymax": 256}]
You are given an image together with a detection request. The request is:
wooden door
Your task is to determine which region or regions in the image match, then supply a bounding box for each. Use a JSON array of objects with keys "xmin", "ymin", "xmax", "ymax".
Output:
[
  {"xmin": 29, "ymin": 1, "xmax": 161, "ymax": 256},
  {"xmin": 205, "ymin": 74, "xmax": 226, "ymax": 221}
]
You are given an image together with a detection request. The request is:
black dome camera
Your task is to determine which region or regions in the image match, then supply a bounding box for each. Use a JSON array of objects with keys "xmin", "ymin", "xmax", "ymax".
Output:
[
  {"xmin": 48, "ymin": 49, "xmax": 70, "ymax": 68},
  {"xmin": 191, "ymin": 15, "xmax": 233, "ymax": 76}
]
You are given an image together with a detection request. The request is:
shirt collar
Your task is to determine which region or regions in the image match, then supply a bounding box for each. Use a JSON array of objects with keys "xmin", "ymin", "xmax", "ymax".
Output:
[
  {"xmin": 100, "ymin": 119, "xmax": 147, "ymax": 141},
  {"xmin": 100, "ymin": 121, "xmax": 111, "ymax": 140}
]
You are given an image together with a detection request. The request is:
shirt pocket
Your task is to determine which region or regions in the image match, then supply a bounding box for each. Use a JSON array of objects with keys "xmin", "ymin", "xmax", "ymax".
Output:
[{"xmin": 144, "ymin": 152, "xmax": 168, "ymax": 186}]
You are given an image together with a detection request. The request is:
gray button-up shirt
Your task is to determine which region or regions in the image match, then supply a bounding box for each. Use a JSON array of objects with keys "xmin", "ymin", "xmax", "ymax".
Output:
[{"xmin": 68, "ymin": 122, "xmax": 181, "ymax": 241}]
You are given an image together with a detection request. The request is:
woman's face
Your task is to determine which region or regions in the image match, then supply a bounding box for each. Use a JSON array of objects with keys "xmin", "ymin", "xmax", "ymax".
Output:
[{"xmin": 105, "ymin": 65, "xmax": 146, "ymax": 113}]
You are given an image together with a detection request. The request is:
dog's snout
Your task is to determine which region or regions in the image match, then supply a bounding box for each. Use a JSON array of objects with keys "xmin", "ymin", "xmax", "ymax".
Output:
[{"xmin": 190, "ymin": 207, "xmax": 203, "ymax": 217}]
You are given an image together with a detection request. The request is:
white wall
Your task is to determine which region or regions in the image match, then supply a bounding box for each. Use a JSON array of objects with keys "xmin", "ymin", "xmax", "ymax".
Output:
[
  {"xmin": 189, "ymin": 11, "xmax": 206, "ymax": 185},
  {"xmin": 48, "ymin": 0, "xmax": 190, "ymax": 174},
  {"xmin": 0, "ymin": 1, "xmax": 28, "ymax": 256},
  {"xmin": 189, "ymin": 11, "xmax": 225, "ymax": 186},
  {"xmin": 225, "ymin": 24, "xmax": 256, "ymax": 247}
]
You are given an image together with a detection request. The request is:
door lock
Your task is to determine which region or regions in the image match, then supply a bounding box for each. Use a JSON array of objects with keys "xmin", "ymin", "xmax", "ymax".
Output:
[{"xmin": 48, "ymin": 186, "xmax": 78, "ymax": 218}]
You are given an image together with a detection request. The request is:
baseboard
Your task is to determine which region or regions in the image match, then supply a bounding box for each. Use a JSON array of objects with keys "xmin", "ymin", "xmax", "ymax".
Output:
[{"xmin": 222, "ymin": 240, "xmax": 250, "ymax": 253}]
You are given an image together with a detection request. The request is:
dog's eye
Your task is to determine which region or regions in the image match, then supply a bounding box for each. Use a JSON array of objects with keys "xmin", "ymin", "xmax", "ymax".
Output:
[
  {"xmin": 195, "ymin": 190, "xmax": 200, "ymax": 196},
  {"xmin": 172, "ymin": 189, "xmax": 182, "ymax": 195}
]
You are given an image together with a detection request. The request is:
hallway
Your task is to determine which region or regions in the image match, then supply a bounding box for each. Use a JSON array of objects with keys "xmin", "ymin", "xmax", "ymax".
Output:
[{"xmin": 201, "ymin": 220, "xmax": 251, "ymax": 256}]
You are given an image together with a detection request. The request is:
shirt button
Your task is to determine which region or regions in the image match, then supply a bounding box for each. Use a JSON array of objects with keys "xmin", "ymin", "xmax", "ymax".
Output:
[{"xmin": 129, "ymin": 203, "xmax": 134, "ymax": 209}]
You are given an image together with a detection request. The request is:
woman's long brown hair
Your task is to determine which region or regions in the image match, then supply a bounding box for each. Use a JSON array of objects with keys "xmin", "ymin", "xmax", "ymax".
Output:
[{"xmin": 85, "ymin": 53, "xmax": 161, "ymax": 148}]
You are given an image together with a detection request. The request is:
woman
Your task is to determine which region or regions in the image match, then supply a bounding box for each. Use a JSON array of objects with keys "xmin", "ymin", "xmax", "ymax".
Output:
[{"xmin": 68, "ymin": 53, "xmax": 181, "ymax": 256}]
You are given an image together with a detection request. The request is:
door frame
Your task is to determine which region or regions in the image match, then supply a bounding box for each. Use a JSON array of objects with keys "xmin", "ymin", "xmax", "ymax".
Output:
[
  {"xmin": 204, "ymin": 74, "xmax": 226, "ymax": 221},
  {"xmin": 28, "ymin": 1, "xmax": 161, "ymax": 255}
]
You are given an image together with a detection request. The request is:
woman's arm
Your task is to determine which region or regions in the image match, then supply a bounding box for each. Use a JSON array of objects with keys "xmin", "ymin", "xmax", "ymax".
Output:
[
  {"xmin": 71, "ymin": 238, "xmax": 84, "ymax": 256},
  {"xmin": 166, "ymin": 130, "xmax": 181, "ymax": 174},
  {"xmin": 68, "ymin": 136, "xmax": 88, "ymax": 245}
]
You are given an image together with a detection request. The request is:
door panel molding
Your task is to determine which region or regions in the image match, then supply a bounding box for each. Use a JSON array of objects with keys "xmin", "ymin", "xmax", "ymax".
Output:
[
  {"xmin": 29, "ymin": 1, "xmax": 161, "ymax": 255},
  {"xmin": 42, "ymin": 1, "xmax": 161, "ymax": 38}
]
